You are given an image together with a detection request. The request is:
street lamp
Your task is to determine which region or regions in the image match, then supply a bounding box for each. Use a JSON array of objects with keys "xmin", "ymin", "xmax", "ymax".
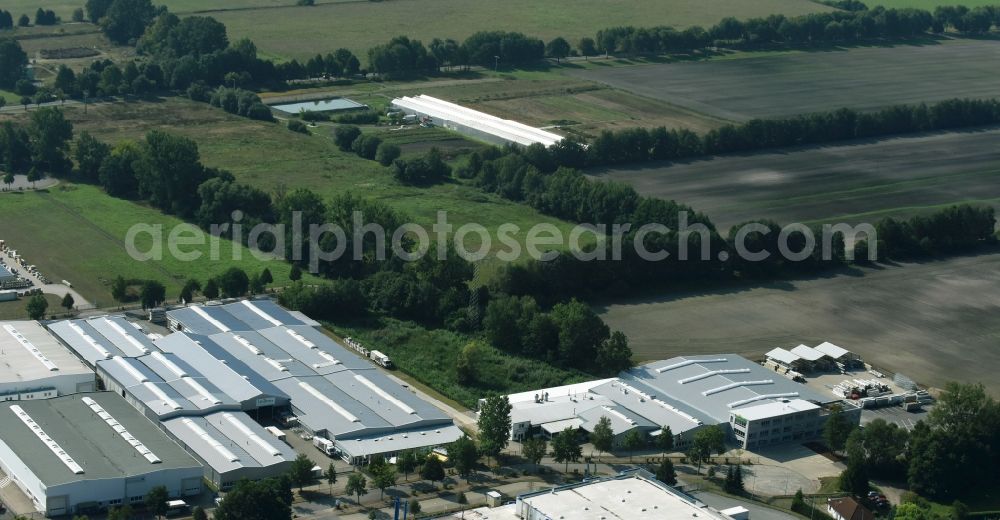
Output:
[{"xmin": 494, "ymin": 55, "xmax": 500, "ymax": 71}]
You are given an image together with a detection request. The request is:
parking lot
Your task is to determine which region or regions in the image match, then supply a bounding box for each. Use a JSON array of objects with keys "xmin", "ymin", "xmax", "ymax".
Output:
[
  {"xmin": 861, "ymin": 405, "xmax": 930, "ymax": 431},
  {"xmin": 799, "ymin": 368, "xmax": 930, "ymax": 431}
]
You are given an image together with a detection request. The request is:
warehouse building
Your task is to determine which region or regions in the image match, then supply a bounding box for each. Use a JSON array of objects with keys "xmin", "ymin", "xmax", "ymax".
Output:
[
  {"xmin": 96, "ymin": 353, "xmax": 240, "ymax": 420},
  {"xmin": 0, "ymin": 320, "xmax": 95, "ymax": 400},
  {"xmin": 155, "ymin": 332, "xmax": 291, "ymax": 414},
  {"xmin": 162, "ymin": 411, "xmax": 297, "ymax": 490},
  {"xmin": 48, "ymin": 315, "xmax": 298, "ymax": 485},
  {"xmin": 390, "ymin": 95, "xmax": 563, "ymax": 147},
  {"xmin": 627, "ymin": 355, "xmax": 858, "ymax": 449},
  {"xmin": 166, "ymin": 300, "xmax": 464, "ymax": 464},
  {"xmin": 498, "ymin": 354, "xmax": 858, "ymax": 451},
  {"xmin": 0, "ymin": 392, "xmax": 203, "ymax": 516},
  {"xmin": 443, "ymin": 470, "xmax": 742, "ymax": 520},
  {"xmin": 48, "ymin": 316, "xmax": 156, "ymax": 367},
  {"xmin": 501, "ymin": 378, "xmax": 709, "ymax": 451}
]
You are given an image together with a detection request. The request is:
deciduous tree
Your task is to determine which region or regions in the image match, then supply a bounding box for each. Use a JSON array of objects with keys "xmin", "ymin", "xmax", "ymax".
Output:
[
  {"xmin": 477, "ymin": 395, "xmax": 512, "ymax": 466},
  {"xmin": 552, "ymin": 427, "xmax": 582, "ymax": 472}
]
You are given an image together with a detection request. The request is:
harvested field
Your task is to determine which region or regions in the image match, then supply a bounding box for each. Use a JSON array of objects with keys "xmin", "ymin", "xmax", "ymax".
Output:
[
  {"xmin": 595, "ymin": 252, "xmax": 1000, "ymax": 395},
  {"xmin": 571, "ymin": 38, "xmax": 1000, "ymax": 122},
  {"xmin": 471, "ymin": 86, "xmax": 726, "ymax": 136},
  {"xmin": 208, "ymin": 0, "xmax": 831, "ymax": 60},
  {"xmin": 589, "ymin": 127, "xmax": 1000, "ymax": 231}
]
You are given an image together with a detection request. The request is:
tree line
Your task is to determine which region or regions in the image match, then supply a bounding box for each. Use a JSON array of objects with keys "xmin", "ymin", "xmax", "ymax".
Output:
[
  {"xmin": 0, "ymin": 8, "xmax": 59, "ymax": 29},
  {"xmin": 495, "ymin": 98, "xmax": 1000, "ymax": 171},
  {"xmin": 458, "ymin": 145, "xmax": 996, "ymax": 305},
  {"xmin": 38, "ymin": 114, "xmax": 632, "ymax": 374}
]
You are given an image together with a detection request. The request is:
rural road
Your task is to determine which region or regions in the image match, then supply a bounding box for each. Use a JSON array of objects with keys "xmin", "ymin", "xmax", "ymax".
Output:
[{"xmin": 0, "ymin": 174, "xmax": 59, "ymax": 191}]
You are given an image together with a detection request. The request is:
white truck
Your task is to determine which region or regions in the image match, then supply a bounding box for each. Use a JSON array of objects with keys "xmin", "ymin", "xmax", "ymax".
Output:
[
  {"xmin": 369, "ymin": 350, "xmax": 393, "ymax": 369},
  {"xmin": 313, "ymin": 436, "xmax": 336, "ymax": 456},
  {"xmin": 265, "ymin": 426, "xmax": 287, "ymax": 443}
]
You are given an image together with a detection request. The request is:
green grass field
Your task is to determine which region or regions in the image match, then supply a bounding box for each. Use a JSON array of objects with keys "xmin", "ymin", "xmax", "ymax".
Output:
[
  {"xmin": 28, "ymin": 98, "xmax": 583, "ymax": 254},
  {"xmin": 1, "ymin": 0, "xmax": 353, "ymax": 20},
  {"xmin": 207, "ymin": 0, "xmax": 831, "ymax": 60},
  {"xmin": 869, "ymin": 0, "xmax": 1000, "ymax": 8},
  {"xmin": 0, "ymin": 294, "xmax": 65, "ymax": 320},
  {"xmin": 0, "ymin": 185, "xmax": 315, "ymax": 305},
  {"xmin": 328, "ymin": 317, "xmax": 591, "ymax": 409}
]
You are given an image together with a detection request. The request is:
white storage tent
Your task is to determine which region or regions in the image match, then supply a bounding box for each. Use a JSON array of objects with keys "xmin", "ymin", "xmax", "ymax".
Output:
[{"xmin": 391, "ymin": 95, "xmax": 563, "ymax": 147}]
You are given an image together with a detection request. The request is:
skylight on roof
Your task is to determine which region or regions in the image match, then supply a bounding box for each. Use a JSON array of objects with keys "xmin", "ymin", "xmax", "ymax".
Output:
[
  {"xmin": 82, "ymin": 396, "xmax": 161, "ymax": 464},
  {"xmin": 11, "ymin": 405, "xmax": 84, "ymax": 474},
  {"xmin": 3, "ymin": 324, "xmax": 58, "ymax": 371}
]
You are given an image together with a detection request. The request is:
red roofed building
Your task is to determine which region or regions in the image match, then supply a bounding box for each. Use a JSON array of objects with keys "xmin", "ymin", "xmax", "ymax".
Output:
[{"xmin": 828, "ymin": 497, "xmax": 875, "ymax": 520}]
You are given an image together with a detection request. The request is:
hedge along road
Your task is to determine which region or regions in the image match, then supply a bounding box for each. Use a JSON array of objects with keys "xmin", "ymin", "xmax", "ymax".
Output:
[
  {"xmin": 587, "ymin": 126, "xmax": 1000, "ymax": 231},
  {"xmin": 569, "ymin": 38, "xmax": 1000, "ymax": 122}
]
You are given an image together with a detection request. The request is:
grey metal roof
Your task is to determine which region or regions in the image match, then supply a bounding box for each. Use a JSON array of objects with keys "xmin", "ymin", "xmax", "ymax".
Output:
[
  {"xmin": 218, "ymin": 300, "xmax": 308, "ymax": 330},
  {"xmin": 162, "ymin": 412, "xmax": 296, "ymax": 474},
  {"xmin": 256, "ymin": 325, "xmax": 372, "ymax": 374},
  {"xmin": 336, "ymin": 424, "xmax": 465, "ymax": 459},
  {"xmin": 48, "ymin": 319, "xmax": 129, "ymax": 366},
  {"xmin": 577, "ymin": 404, "xmax": 655, "ymax": 434},
  {"xmin": 0, "ymin": 264, "xmax": 13, "ymax": 279},
  {"xmin": 154, "ymin": 333, "xmax": 289, "ymax": 406},
  {"xmin": 590, "ymin": 379, "xmax": 710, "ymax": 433},
  {"xmin": 275, "ymin": 372, "xmax": 452, "ymax": 439},
  {"xmin": 625, "ymin": 355, "xmax": 833, "ymax": 423},
  {"xmin": 169, "ymin": 306, "xmax": 248, "ymax": 335},
  {"xmin": 0, "ymin": 392, "xmax": 199, "ymax": 486},
  {"xmin": 164, "ymin": 300, "xmax": 459, "ymax": 448},
  {"xmin": 97, "ymin": 354, "xmax": 240, "ymax": 418},
  {"xmin": 208, "ymin": 330, "xmax": 315, "ymax": 382},
  {"xmin": 85, "ymin": 316, "xmax": 157, "ymax": 357},
  {"xmin": 0, "ymin": 320, "xmax": 93, "ymax": 383}
]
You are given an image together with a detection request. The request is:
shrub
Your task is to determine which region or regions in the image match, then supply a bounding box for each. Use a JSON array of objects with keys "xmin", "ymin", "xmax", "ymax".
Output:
[
  {"xmin": 351, "ymin": 134, "xmax": 382, "ymax": 160},
  {"xmin": 333, "ymin": 125, "xmax": 362, "ymax": 151},
  {"xmin": 288, "ymin": 119, "xmax": 311, "ymax": 134},
  {"xmin": 300, "ymin": 111, "xmax": 330, "ymax": 122},
  {"xmin": 336, "ymin": 110, "xmax": 379, "ymax": 124},
  {"xmin": 375, "ymin": 142, "xmax": 401, "ymax": 166}
]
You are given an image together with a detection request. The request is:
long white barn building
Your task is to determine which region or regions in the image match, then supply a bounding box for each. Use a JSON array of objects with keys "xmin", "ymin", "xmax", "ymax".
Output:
[{"xmin": 391, "ymin": 94, "xmax": 563, "ymax": 147}]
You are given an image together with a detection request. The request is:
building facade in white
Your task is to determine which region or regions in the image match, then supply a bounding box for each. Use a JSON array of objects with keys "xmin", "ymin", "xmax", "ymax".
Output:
[
  {"xmin": 0, "ymin": 321, "xmax": 95, "ymax": 401},
  {"xmin": 0, "ymin": 392, "xmax": 202, "ymax": 517}
]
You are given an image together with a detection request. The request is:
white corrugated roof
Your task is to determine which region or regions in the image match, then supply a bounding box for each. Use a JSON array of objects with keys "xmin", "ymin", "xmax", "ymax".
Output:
[
  {"xmin": 391, "ymin": 95, "xmax": 563, "ymax": 147},
  {"xmin": 765, "ymin": 347, "xmax": 800, "ymax": 365},
  {"xmin": 814, "ymin": 341, "xmax": 850, "ymax": 359},
  {"xmin": 790, "ymin": 344, "xmax": 824, "ymax": 362},
  {"xmin": 731, "ymin": 398, "xmax": 819, "ymax": 421}
]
